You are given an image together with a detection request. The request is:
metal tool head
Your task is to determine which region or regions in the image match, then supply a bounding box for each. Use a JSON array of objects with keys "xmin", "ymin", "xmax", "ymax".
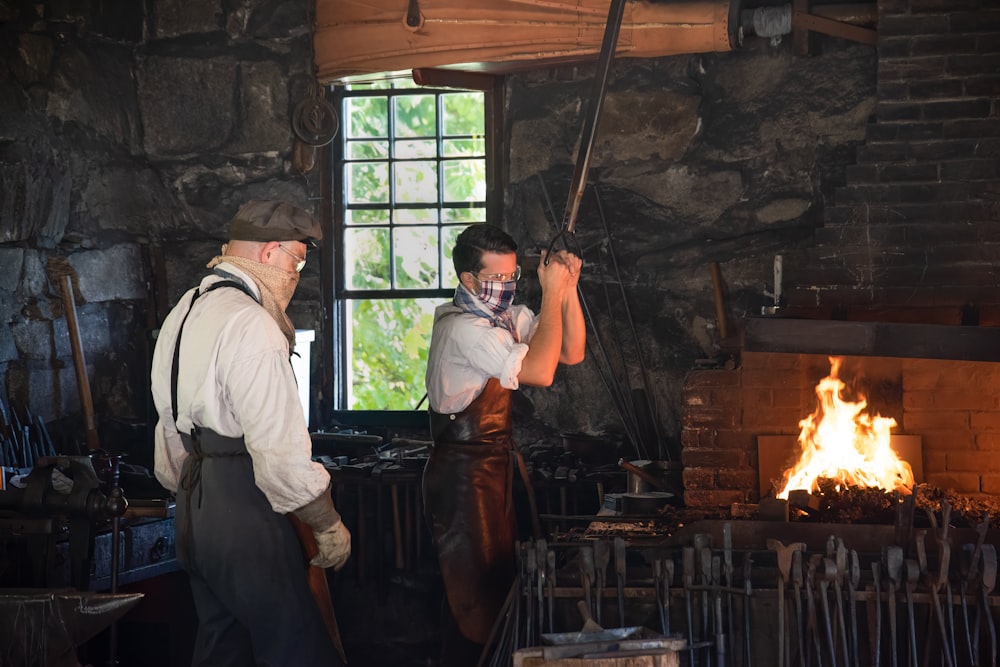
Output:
[
  {"xmin": 768, "ymin": 539, "xmax": 806, "ymax": 582},
  {"xmin": 915, "ymin": 529, "xmax": 928, "ymax": 575},
  {"xmin": 683, "ymin": 546, "xmax": 695, "ymax": 584},
  {"xmin": 981, "ymin": 544, "xmax": 998, "ymax": 592},
  {"xmin": 835, "ymin": 538, "xmax": 847, "ymax": 584},
  {"xmin": 594, "ymin": 539, "xmax": 610, "ymax": 570},
  {"xmin": 884, "ymin": 545, "xmax": 904, "ymax": 584},
  {"xmin": 580, "ymin": 545, "xmax": 595, "ymax": 581},
  {"xmin": 820, "ymin": 557, "xmax": 839, "ymax": 582},
  {"xmin": 614, "ymin": 537, "xmax": 626, "ymax": 575}
]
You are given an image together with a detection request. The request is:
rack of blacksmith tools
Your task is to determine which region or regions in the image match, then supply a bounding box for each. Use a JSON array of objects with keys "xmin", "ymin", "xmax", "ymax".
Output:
[{"xmin": 480, "ymin": 505, "xmax": 1000, "ymax": 667}]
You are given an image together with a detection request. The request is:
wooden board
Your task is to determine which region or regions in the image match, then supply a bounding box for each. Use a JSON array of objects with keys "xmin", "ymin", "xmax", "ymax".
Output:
[
  {"xmin": 514, "ymin": 638, "xmax": 685, "ymax": 667},
  {"xmin": 757, "ymin": 434, "xmax": 923, "ymax": 499}
]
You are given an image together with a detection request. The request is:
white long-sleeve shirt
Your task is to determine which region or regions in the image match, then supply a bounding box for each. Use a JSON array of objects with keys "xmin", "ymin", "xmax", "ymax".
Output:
[
  {"xmin": 151, "ymin": 264, "xmax": 330, "ymax": 514},
  {"xmin": 424, "ymin": 301, "xmax": 537, "ymax": 414}
]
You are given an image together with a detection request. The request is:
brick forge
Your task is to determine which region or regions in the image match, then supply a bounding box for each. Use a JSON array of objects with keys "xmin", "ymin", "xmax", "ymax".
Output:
[
  {"xmin": 680, "ymin": 351, "xmax": 1000, "ymax": 510},
  {"xmin": 678, "ymin": 0, "xmax": 1000, "ymax": 512}
]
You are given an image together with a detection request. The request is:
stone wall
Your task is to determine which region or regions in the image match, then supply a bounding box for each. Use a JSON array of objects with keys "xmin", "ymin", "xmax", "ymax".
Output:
[
  {"xmin": 503, "ymin": 33, "xmax": 877, "ymax": 454},
  {"xmin": 0, "ymin": 0, "xmax": 322, "ymax": 454}
]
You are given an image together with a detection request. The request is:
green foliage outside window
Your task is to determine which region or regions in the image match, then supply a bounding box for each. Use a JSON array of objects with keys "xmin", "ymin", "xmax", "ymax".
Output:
[{"xmin": 338, "ymin": 84, "xmax": 486, "ymax": 410}]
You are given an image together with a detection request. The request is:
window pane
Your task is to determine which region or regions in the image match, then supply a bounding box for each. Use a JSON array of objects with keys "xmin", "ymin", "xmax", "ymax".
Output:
[
  {"xmin": 395, "ymin": 208, "xmax": 438, "ymax": 225},
  {"xmin": 394, "ymin": 161, "xmax": 438, "ymax": 203},
  {"xmin": 345, "ymin": 208, "xmax": 390, "ymax": 225},
  {"xmin": 442, "ymin": 159, "xmax": 486, "ymax": 202},
  {"xmin": 394, "ymin": 138, "xmax": 437, "ymax": 159},
  {"xmin": 347, "ymin": 139, "xmax": 388, "ymax": 160},
  {"xmin": 346, "ymin": 162, "xmax": 389, "ymax": 204},
  {"xmin": 442, "ymin": 137, "xmax": 484, "ymax": 158},
  {"xmin": 442, "ymin": 92, "xmax": 484, "ymax": 135},
  {"xmin": 394, "ymin": 95, "xmax": 436, "ymax": 138},
  {"xmin": 394, "ymin": 226, "xmax": 440, "ymax": 289},
  {"xmin": 442, "ymin": 206, "xmax": 485, "ymax": 223},
  {"xmin": 345, "ymin": 97, "xmax": 387, "ymax": 137},
  {"xmin": 347, "ymin": 297, "xmax": 437, "ymax": 409},
  {"xmin": 345, "ymin": 227, "xmax": 390, "ymax": 290}
]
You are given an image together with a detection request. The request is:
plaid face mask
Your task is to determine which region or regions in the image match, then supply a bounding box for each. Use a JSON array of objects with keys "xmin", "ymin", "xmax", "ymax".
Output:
[{"xmin": 478, "ymin": 279, "xmax": 517, "ymax": 314}]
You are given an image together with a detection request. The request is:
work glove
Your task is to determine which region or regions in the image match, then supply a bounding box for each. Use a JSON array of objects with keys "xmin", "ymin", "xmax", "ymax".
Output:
[{"xmin": 292, "ymin": 485, "xmax": 352, "ymax": 571}]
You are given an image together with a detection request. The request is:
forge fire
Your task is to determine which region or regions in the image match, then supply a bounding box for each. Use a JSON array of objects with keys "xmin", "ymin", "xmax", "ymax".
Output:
[{"xmin": 777, "ymin": 357, "xmax": 915, "ymax": 499}]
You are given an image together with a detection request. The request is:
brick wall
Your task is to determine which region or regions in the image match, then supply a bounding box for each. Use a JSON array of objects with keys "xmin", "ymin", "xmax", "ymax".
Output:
[
  {"xmin": 682, "ymin": 352, "xmax": 1000, "ymax": 508},
  {"xmin": 783, "ymin": 0, "xmax": 1000, "ymax": 312}
]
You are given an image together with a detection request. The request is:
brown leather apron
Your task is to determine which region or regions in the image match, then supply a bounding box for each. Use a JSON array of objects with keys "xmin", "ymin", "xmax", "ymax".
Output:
[{"xmin": 423, "ymin": 377, "xmax": 517, "ymax": 644}]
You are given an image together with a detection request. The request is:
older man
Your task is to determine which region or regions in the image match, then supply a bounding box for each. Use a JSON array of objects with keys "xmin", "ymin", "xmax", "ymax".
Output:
[{"xmin": 151, "ymin": 199, "xmax": 349, "ymax": 666}]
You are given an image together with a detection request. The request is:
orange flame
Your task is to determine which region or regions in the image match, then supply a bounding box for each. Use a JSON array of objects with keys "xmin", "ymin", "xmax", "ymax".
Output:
[{"xmin": 776, "ymin": 357, "xmax": 914, "ymax": 499}]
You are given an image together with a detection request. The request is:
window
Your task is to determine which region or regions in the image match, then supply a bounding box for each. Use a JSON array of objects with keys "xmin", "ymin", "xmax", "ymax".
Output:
[{"xmin": 331, "ymin": 77, "xmax": 491, "ymax": 410}]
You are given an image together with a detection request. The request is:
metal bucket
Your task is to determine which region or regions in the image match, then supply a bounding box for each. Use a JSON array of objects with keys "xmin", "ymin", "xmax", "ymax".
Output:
[{"xmin": 625, "ymin": 460, "xmax": 682, "ymax": 494}]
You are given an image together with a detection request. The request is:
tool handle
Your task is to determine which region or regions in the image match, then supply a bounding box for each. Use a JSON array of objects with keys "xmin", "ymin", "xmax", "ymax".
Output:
[{"xmin": 289, "ymin": 514, "xmax": 347, "ymax": 663}]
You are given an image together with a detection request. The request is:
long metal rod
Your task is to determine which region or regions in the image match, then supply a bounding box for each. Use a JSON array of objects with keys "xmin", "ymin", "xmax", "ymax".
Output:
[
  {"xmin": 594, "ymin": 187, "xmax": 669, "ymax": 459},
  {"xmin": 537, "ymin": 174, "xmax": 645, "ymax": 458},
  {"xmin": 560, "ymin": 0, "xmax": 627, "ymax": 234}
]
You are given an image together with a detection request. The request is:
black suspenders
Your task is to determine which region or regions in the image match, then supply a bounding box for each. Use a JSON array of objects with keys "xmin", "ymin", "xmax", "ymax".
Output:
[{"xmin": 169, "ymin": 279, "xmax": 258, "ymax": 428}]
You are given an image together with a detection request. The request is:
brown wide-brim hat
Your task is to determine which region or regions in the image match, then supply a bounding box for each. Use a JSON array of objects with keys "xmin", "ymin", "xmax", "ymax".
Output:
[{"xmin": 228, "ymin": 199, "xmax": 322, "ymax": 244}]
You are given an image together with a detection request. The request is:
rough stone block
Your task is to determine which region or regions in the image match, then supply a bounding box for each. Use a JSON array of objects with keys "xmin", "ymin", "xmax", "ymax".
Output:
[
  {"xmin": 11, "ymin": 317, "xmax": 57, "ymax": 360},
  {"xmin": 231, "ymin": 61, "xmax": 293, "ymax": 154},
  {"xmin": 68, "ymin": 246, "xmax": 145, "ymax": 302},
  {"xmin": 137, "ymin": 56, "xmax": 237, "ymax": 156},
  {"xmin": 0, "ymin": 248, "xmax": 24, "ymax": 292},
  {"xmin": 0, "ymin": 319, "xmax": 16, "ymax": 364},
  {"xmin": 5, "ymin": 363, "xmax": 79, "ymax": 422},
  {"xmin": 19, "ymin": 250, "xmax": 53, "ymax": 301},
  {"xmin": 152, "ymin": 0, "xmax": 222, "ymax": 37},
  {"xmin": 53, "ymin": 303, "xmax": 111, "ymax": 357}
]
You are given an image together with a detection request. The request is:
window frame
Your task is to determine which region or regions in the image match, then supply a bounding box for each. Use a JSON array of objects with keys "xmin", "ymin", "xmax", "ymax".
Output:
[{"xmin": 321, "ymin": 71, "xmax": 504, "ymax": 416}]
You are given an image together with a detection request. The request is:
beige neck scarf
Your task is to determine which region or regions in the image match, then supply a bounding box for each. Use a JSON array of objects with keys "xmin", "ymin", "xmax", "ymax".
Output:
[{"xmin": 206, "ymin": 254, "xmax": 299, "ymax": 351}]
